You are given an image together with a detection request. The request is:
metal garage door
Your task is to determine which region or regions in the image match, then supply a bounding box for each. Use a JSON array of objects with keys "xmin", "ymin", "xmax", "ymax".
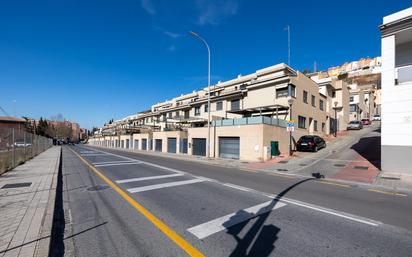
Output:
[
  {"xmin": 142, "ymin": 139, "xmax": 147, "ymax": 150},
  {"xmin": 167, "ymin": 138, "xmax": 177, "ymax": 153},
  {"xmin": 180, "ymin": 138, "xmax": 188, "ymax": 154},
  {"xmin": 192, "ymin": 138, "xmax": 206, "ymax": 156},
  {"xmin": 219, "ymin": 137, "xmax": 240, "ymax": 159},
  {"xmin": 155, "ymin": 139, "xmax": 162, "ymax": 152}
]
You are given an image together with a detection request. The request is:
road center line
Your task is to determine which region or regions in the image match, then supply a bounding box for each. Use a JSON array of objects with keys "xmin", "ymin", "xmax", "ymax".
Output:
[
  {"xmin": 116, "ymin": 174, "xmax": 184, "ymax": 184},
  {"xmin": 188, "ymin": 200, "xmax": 287, "ymax": 239},
  {"xmin": 127, "ymin": 178, "xmax": 206, "ymax": 193}
]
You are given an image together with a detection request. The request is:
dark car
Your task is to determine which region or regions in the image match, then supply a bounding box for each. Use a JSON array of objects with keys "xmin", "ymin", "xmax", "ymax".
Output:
[{"xmin": 296, "ymin": 135, "xmax": 326, "ymax": 152}]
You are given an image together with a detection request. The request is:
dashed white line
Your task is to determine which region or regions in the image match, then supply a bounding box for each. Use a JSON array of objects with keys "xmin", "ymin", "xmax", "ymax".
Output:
[
  {"xmin": 116, "ymin": 174, "xmax": 184, "ymax": 184},
  {"xmin": 95, "ymin": 162, "xmax": 142, "ymax": 167},
  {"xmin": 127, "ymin": 178, "xmax": 206, "ymax": 193},
  {"xmin": 188, "ymin": 200, "xmax": 287, "ymax": 239}
]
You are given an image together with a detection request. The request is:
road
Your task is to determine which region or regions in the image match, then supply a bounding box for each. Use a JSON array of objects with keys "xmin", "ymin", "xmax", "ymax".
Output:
[{"xmin": 61, "ymin": 144, "xmax": 412, "ymax": 257}]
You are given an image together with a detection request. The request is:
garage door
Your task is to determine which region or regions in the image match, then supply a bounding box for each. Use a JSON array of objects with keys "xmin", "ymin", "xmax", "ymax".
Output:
[
  {"xmin": 192, "ymin": 138, "xmax": 206, "ymax": 156},
  {"xmin": 180, "ymin": 138, "xmax": 188, "ymax": 154},
  {"xmin": 167, "ymin": 138, "xmax": 177, "ymax": 153},
  {"xmin": 155, "ymin": 139, "xmax": 162, "ymax": 152},
  {"xmin": 219, "ymin": 137, "xmax": 240, "ymax": 159}
]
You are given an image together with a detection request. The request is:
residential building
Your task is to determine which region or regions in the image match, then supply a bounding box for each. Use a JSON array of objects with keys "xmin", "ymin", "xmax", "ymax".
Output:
[
  {"xmin": 91, "ymin": 63, "xmax": 332, "ymax": 161},
  {"xmin": 380, "ymin": 7, "xmax": 412, "ymax": 174}
]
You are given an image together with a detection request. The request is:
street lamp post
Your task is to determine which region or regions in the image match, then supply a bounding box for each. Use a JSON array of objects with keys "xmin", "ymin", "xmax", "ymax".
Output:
[
  {"xmin": 288, "ymin": 97, "xmax": 294, "ymax": 156},
  {"xmin": 189, "ymin": 31, "xmax": 211, "ymax": 158},
  {"xmin": 334, "ymin": 101, "xmax": 338, "ymax": 137}
]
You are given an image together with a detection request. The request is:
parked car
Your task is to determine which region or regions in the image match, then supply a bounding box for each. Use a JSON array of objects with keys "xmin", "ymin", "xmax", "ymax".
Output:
[
  {"xmin": 372, "ymin": 114, "xmax": 381, "ymax": 121},
  {"xmin": 347, "ymin": 120, "xmax": 363, "ymax": 130},
  {"xmin": 296, "ymin": 135, "xmax": 326, "ymax": 152},
  {"xmin": 361, "ymin": 119, "xmax": 371, "ymax": 125}
]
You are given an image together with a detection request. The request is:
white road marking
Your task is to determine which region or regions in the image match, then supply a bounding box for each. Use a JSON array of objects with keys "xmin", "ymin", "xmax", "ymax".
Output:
[
  {"xmin": 116, "ymin": 174, "xmax": 184, "ymax": 184},
  {"xmin": 223, "ymin": 183, "xmax": 251, "ymax": 192},
  {"xmin": 80, "ymin": 146, "xmax": 383, "ymax": 227},
  {"xmin": 93, "ymin": 160, "xmax": 138, "ymax": 165},
  {"xmin": 127, "ymin": 178, "xmax": 206, "ymax": 193},
  {"xmin": 82, "ymin": 153, "xmax": 108, "ymax": 157},
  {"xmin": 94, "ymin": 162, "xmax": 142, "ymax": 167},
  {"xmin": 188, "ymin": 200, "xmax": 287, "ymax": 239}
]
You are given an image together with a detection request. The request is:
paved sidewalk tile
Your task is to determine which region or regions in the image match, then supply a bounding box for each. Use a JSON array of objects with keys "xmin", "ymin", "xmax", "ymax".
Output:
[{"xmin": 0, "ymin": 146, "xmax": 60, "ymax": 257}]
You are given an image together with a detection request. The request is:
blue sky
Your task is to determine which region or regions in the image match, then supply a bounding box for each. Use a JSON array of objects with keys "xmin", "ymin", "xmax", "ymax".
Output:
[{"xmin": 0, "ymin": 0, "xmax": 409, "ymax": 129}]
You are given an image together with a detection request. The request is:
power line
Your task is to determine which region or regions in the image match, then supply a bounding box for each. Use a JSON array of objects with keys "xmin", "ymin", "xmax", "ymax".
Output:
[{"xmin": 0, "ymin": 105, "xmax": 9, "ymax": 116}]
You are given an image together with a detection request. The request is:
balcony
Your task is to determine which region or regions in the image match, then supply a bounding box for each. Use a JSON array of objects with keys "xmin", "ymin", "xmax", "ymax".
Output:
[
  {"xmin": 212, "ymin": 116, "xmax": 287, "ymax": 128},
  {"xmin": 396, "ymin": 64, "xmax": 412, "ymax": 85}
]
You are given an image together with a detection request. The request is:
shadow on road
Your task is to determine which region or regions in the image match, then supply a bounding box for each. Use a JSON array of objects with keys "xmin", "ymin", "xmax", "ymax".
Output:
[
  {"xmin": 350, "ymin": 136, "xmax": 381, "ymax": 170},
  {"xmin": 225, "ymin": 178, "xmax": 313, "ymax": 257}
]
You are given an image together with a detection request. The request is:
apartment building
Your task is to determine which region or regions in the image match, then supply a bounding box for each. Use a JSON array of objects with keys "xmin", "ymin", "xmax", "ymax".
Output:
[
  {"xmin": 380, "ymin": 7, "xmax": 412, "ymax": 174},
  {"xmin": 91, "ymin": 63, "xmax": 332, "ymax": 161}
]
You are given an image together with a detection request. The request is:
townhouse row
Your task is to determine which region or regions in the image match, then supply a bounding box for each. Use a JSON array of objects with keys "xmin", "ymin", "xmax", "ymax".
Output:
[{"xmin": 90, "ymin": 62, "xmax": 380, "ymax": 162}]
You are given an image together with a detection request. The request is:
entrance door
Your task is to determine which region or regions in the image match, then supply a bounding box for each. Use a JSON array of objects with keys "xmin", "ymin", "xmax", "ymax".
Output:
[
  {"xmin": 219, "ymin": 137, "xmax": 240, "ymax": 159},
  {"xmin": 142, "ymin": 139, "xmax": 147, "ymax": 150},
  {"xmin": 167, "ymin": 138, "xmax": 177, "ymax": 153},
  {"xmin": 192, "ymin": 138, "xmax": 206, "ymax": 156},
  {"xmin": 180, "ymin": 138, "xmax": 188, "ymax": 154},
  {"xmin": 155, "ymin": 139, "xmax": 162, "ymax": 152}
]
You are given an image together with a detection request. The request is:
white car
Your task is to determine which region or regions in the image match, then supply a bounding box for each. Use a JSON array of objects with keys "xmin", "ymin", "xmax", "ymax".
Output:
[{"xmin": 372, "ymin": 115, "xmax": 381, "ymax": 121}]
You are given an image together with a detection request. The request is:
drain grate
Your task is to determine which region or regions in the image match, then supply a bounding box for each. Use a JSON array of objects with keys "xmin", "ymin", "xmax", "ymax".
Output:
[
  {"xmin": 354, "ymin": 166, "xmax": 368, "ymax": 170},
  {"xmin": 2, "ymin": 182, "xmax": 32, "ymax": 189},
  {"xmin": 277, "ymin": 168, "xmax": 288, "ymax": 171},
  {"xmin": 87, "ymin": 185, "xmax": 110, "ymax": 191},
  {"xmin": 334, "ymin": 164, "xmax": 346, "ymax": 167},
  {"xmin": 299, "ymin": 164, "xmax": 307, "ymax": 166},
  {"xmin": 279, "ymin": 161, "xmax": 289, "ymax": 164}
]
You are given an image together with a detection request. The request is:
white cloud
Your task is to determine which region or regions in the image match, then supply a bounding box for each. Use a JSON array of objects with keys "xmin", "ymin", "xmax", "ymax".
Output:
[
  {"xmin": 196, "ymin": 0, "xmax": 239, "ymax": 26},
  {"xmin": 140, "ymin": 0, "xmax": 156, "ymax": 15}
]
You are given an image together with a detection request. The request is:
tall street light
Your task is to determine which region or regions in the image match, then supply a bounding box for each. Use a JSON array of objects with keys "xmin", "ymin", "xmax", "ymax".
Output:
[
  {"xmin": 189, "ymin": 31, "xmax": 211, "ymax": 158},
  {"xmin": 288, "ymin": 96, "xmax": 294, "ymax": 156}
]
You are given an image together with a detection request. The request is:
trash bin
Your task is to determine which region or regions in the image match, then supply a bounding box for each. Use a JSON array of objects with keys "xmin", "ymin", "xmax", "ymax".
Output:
[{"xmin": 271, "ymin": 141, "xmax": 280, "ymax": 156}]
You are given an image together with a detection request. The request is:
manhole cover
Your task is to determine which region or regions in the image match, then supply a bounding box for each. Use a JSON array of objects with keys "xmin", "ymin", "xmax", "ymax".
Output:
[
  {"xmin": 354, "ymin": 166, "xmax": 368, "ymax": 170},
  {"xmin": 277, "ymin": 168, "xmax": 288, "ymax": 171},
  {"xmin": 87, "ymin": 185, "xmax": 110, "ymax": 191},
  {"xmin": 279, "ymin": 161, "xmax": 289, "ymax": 164},
  {"xmin": 334, "ymin": 164, "xmax": 346, "ymax": 167},
  {"xmin": 2, "ymin": 182, "xmax": 32, "ymax": 189}
]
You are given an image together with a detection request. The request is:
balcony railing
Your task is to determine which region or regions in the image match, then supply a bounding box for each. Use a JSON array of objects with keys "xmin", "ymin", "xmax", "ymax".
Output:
[
  {"xmin": 396, "ymin": 64, "xmax": 412, "ymax": 85},
  {"xmin": 211, "ymin": 116, "xmax": 287, "ymax": 128}
]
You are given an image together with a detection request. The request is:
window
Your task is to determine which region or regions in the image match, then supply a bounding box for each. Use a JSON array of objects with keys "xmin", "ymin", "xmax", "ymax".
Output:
[
  {"xmin": 319, "ymin": 99, "xmax": 324, "ymax": 111},
  {"xmin": 216, "ymin": 101, "xmax": 223, "ymax": 111},
  {"xmin": 204, "ymin": 104, "xmax": 208, "ymax": 112},
  {"xmin": 231, "ymin": 99, "xmax": 240, "ymax": 110},
  {"xmin": 175, "ymin": 111, "xmax": 179, "ymax": 117},
  {"xmin": 322, "ymin": 122, "xmax": 325, "ymax": 132},
  {"xmin": 195, "ymin": 106, "xmax": 201, "ymax": 116},
  {"xmin": 184, "ymin": 110, "xmax": 189, "ymax": 119},
  {"xmin": 350, "ymin": 104, "xmax": 357, "ymax": 112},
  {"xmin": 162, "ymin": 114, "xmax": 166, "ymax": 121},
  {"xmin": 289, "ymin": 84, "xmax": 296, "ymax": 97},
  {"xmin": 311, "ymin": 95, "xmax": 316, "ymax": 107},
  {"xmin": 168, "ymin": 112, "xmax": 172, "ymax": 118},
  {"xmin": 298, "ymin": 116, "xmax": 306, "ymax": 129},
  {"xmin": 303, "ymin": 91, "xmax": 308, "ymax": 103},
  {"xmin": 314, "ymin": 120, "xmax": 318, "ymax": 131},
  {"xmin": 276, "ymin": 87, "xmax": 288, "ymax": 98},
  {"xmin": 350, "ymin": 96, "xmax": 354, "ymax": 102},
  {"xmin": 332, "ymin": 91, "xmax": 336, "ymax": 98}
]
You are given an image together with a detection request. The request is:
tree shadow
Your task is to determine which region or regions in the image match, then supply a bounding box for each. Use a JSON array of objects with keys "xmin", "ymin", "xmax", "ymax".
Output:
[
  {"xmin": 224, "ymin": 178, "xmax": 313, "ymax": 257},
  {"xmin": 350, "ymin": 136, "xmax": 381, "ymax": 170}
]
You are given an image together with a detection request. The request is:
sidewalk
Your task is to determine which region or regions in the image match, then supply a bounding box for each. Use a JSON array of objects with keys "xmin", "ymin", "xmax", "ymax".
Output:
[{"xmin": 0, "ymin": 146, "xmax": 61, "ymax": 257}]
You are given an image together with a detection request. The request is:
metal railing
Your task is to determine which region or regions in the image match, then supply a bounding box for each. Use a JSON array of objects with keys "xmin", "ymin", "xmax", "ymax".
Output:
[
  {"xmin": 396, "ymin": 64, "xmax": 412, "ymax": 84},
  {"xmin": 0, "ymin": 127, "xmax": 53, "ymax": 174},
  {"xmin": 212, "ymin": 116, "xmax": 288, "ymax": 127}
]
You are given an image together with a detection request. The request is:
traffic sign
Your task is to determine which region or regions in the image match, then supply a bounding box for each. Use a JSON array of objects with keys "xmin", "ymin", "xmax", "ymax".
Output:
[{"xmin": 286, "ymin": 126, "xmax": 295, "ymax": 132}]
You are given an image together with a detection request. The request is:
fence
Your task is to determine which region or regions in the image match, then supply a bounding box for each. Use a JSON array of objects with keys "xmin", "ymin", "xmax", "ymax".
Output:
[
  {"xmin": 0, "ymin": 127, "xmax": 53, "ymax": 174},
  {"xmin": 212, "ymin": 116, "xmax": 288, "ymax": 128}
]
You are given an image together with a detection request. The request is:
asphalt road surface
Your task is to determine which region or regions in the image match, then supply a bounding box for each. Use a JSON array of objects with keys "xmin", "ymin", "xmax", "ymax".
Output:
[{"xmin": 61, "ymin": 145, "xmax": 412, "ymax": 257}]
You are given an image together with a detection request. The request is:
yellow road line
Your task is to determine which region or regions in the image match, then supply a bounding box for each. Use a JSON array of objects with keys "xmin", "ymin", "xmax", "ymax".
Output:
[
  {"xmin": 316, "ymin": 181, "xmax": 351, "ymax": 188},
  {"xmin": 368, "ymin": 189, "xmax": 407, "ymax": 197},
  {"xmin": 68, "ymin": 148, "xmax": 205, "ymax": 257}
]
